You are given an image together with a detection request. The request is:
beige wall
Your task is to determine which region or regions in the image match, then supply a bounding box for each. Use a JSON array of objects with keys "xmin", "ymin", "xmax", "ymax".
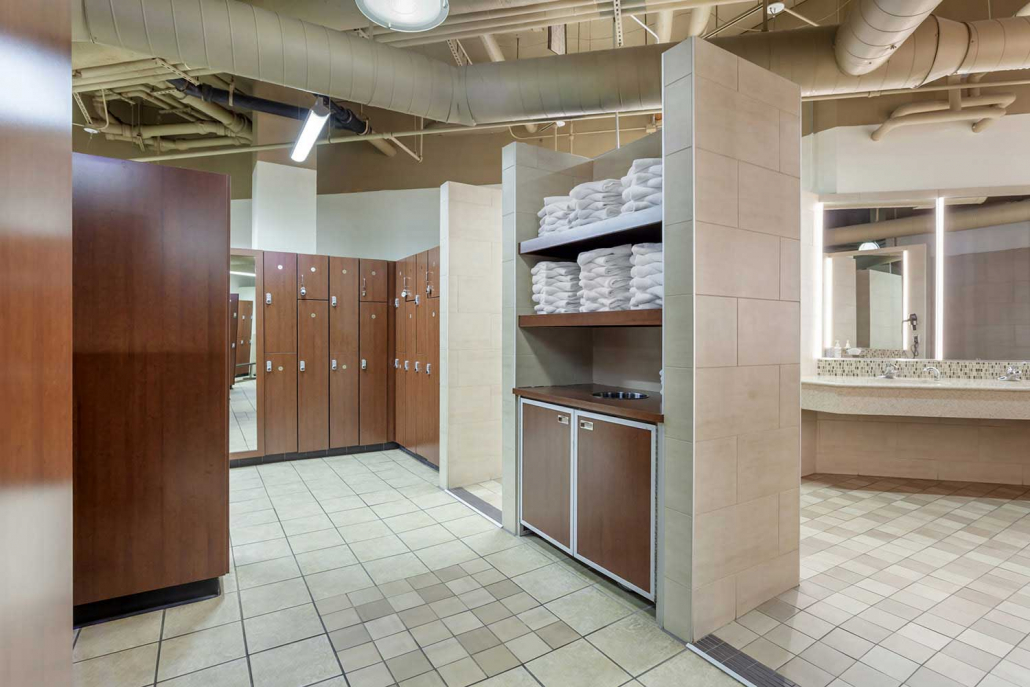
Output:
[
  {"xmin": 945, "ymin": 246, "xmax": 1030, "ymax": 360},
  {"xmin": 672, "ymin": 38, "xmax": 802, "ymax": 641},
  {"xmin": 814, "ymin": 412, "xmax": 1030, "ymax": 485},
  {"xmin": 440, "ymin": 182, "xmax": 504, "ymax": 490}
]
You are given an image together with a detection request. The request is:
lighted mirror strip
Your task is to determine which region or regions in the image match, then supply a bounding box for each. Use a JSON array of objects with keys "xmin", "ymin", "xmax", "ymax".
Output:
[
  {"xmin": 814, "ymin": 202, "xmax": 825, "ymax": 358},
  {"xmin": 935, "ymin": 196, "xmax": 945, "ymax": 361}
]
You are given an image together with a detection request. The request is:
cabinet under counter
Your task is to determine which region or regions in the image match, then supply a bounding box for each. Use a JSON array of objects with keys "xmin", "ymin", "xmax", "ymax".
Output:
[{"xmin": 513, "ymin": 384, "xmax": 663, "ymax": 424}]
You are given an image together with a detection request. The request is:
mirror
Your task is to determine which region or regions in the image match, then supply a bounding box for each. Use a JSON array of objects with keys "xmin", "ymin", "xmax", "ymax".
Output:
[
  {"xmin": 941, "ymin": 194, "xmax": 1030, "ymax": 360},
  {"xmin": 823, "ymin": 203, "xmax": 931, "ymax": 359},
  {"xmin": 230, "ymin": 254, "xmax": 259, "ymax": 455}
]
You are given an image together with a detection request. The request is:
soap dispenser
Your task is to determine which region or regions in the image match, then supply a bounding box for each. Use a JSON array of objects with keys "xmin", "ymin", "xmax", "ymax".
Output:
[{"xmin": 833, "ymin": 340, "xmax": 842, "ymax": 358}]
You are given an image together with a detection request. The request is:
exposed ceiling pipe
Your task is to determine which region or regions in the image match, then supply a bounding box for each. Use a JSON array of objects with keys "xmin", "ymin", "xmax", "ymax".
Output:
[
  {"xmin": 870, "ymin": 104, "xmax": 1007, "ymax": 141},
  {"xmin": 826, "ymin": 199, "xmax": 1030, "ymax": 245},
  {"xmin": 1019, "ymin": 4, "xmax": 1030, "ymax": 17},
  {"xmin": 685, "ymin": 5, "xmax": 711, "ymax": 37},
  {"xmin": 835, "ymin": 0, "xmax": 944, "ymax": 76},
  {"xmin": 480, "ymin": 34, "xmax": 506, "ymax": 62},
  {"xmin": 76, "ymin": 0, "xmax": 665, "ymax": 126}
]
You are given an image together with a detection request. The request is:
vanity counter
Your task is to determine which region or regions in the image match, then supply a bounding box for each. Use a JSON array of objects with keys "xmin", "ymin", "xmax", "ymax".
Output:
[
  {"xmin": 513, "ymin": 384, "xmax": 663, "ymax": 424},
  {"xmin": 802, "ymin": 376, "xmax": 1030, "ymax": 420}
]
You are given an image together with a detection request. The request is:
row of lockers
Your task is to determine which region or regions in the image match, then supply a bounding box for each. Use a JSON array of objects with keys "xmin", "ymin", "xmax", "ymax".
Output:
[
  {"xmin": 262, "ymin": 252, "xmax": 390, "ymax": 455},
  {"xmin": 228, "ymin": 296, "xmax": 253, "ymax": 389}
]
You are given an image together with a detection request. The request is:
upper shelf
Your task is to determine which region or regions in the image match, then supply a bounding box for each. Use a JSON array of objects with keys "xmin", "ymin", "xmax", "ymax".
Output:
[
  {"xmin": 519, "ymin": 205, "xmax": 662, "ymax": 258},
  {"xmin": 519, "ymin": 310, "xmax": 661, "ymax": 328}
]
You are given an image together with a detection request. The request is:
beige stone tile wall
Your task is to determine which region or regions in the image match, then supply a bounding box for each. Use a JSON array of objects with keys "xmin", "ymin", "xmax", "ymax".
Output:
[
  {"xmin": 813, "ymin": 412, "xmax": 1030, "ymax": 485},
  {"xmin": 687, "ymin": 38, "xmax": 802, "ymax": 640},
  {"xmin": 440, "ymin": 182, "xmax": 504, "ymax": 491}
]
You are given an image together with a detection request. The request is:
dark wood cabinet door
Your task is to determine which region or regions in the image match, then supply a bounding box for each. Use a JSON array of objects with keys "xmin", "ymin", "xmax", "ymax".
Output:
[
  {"xmin": 330, "ymin": 257, "xmax": 359, "ymax": 449},
  {"xmin": 419, "ymin": 301, "xmax": 440, "ymax": 465},
  {"xmin": 263, "ymin": 252, "xmax": 298, "ymax": 354},
  {"xmin": 265, "ymin": 353, "xmax": 298, "ymax": 455},
  {"xmin": 229, "ymin": 293, "xmax": 240, "ymax": 389},
  {"xmin": 404, "ymin": 255, "xmax": 417, "ymax": 301},
  {"xmin": 359, "ymin": 302, "xmax": 388, "ymax": 444},
  {"xmin": 298, "ymin": 301, "xmax": 329, "ymax": 453},
  {"xmin": 236, "ymin": 301, "xmax": 253, "ymax": 376},
  {"xmin": 298, "ymin": 254, "xmax": 329, "ymax": 300},
  {"xmin": 520, "ymin": 402, "xmax": 572, "ymax": 549},
  {"xmin": 359, "ymin": 259, "xmax": 387, "ymax": 302},
  {"xmin": 427, "ymin": 246, "xmax": 440, "ymax": 298},
  {"xmin": 396, "ymin": 256, "xmax": 408, "ymax": 302},
  {"xmin": 393, "ymin": 283, "xmax": 407, "ymax": 448},
  {"xmin": 576, "ymin": 416, "xmax": 653, "ymax": 594},
  {"xmin": 416, "ymin": 251, "xmax": 429, "ymax": 301}
]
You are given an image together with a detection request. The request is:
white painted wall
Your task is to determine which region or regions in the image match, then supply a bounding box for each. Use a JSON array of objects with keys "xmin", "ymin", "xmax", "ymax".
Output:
[
  {"xmin": 317, "ymin": 188, "xmax": 441, "ymax": 259},
  {"xmin": 252, "ymin": 161, "xmax": 317, "ymax": 253},
  {"xmin": 231, "ymin": 199, "xmax": 252, "ymax": 249}
]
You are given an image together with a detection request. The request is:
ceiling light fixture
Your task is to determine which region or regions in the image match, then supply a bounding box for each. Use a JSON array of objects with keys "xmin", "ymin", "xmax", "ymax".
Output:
[
  {"xmin": 858, "ymin": 241, "xmax": 880, "ymax": 251},
  {"xmin": 767, "ymin": 2, "xmax": 786, "ymax": 15},
  {"xmin": 291, "ymin": 97, "xmax": 330, "ymax": 163},
  {"xmin": 83, "ymin": 126, "xmax": 99, "ymax": 134},
  {"xmin": 230, "ymin": 271, "xmax": 256, "ymax": 277},
  {"xmin": 356, "ymin": 0, "xmax": 449, "ymax": 33}
]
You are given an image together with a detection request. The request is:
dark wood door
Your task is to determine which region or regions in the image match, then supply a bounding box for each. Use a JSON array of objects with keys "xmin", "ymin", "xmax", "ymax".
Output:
[
  {"xmin": 427, "ymin": 246, "xmax": 440, "ymax": 298},
  {"xmin": 72, "ymin": 155, "xmax": 229, "ymax": 605},
  {"xmin": 394, "ymin": 286, "xmax": 407, "ymax": 448},
  {"xmin": 330, "ymin": 257, "xmax": 359, "ymax": 449},
  {"xmin": 576, "ymin": 416, "xmax": 653, "ymax": 593},
  {"xmin": 403, "ymin": 301, "xmax": 418, "ymax": 450},
  {"xmin": 419, "ymin": 300, "xmax": 440, "ymax": 466},
  {"xmin": 359, "ymin": 259, "xmax": 387, "ymax": 302},
  {"xmin": 404, "ymin": 255, "xmax": 416, "ymax": 301},
  {"xmin": 359, "ymin": 302, "xmax": 388, "ymax": 444},
  {"xmin": 298, "ymin": 253, "xmax": 329, "ymax": 300},
  {"xmin": 265, "ymin": 353, "xmax": 298, "ymax": 455},
  {"xmin": 387, "ymin": 262, "xmax": 396, "ymax": 443},
  {"xmin": 520, "ymin": 402, "xmax": 572, "ymax": 549},
  {"xmin": 264, "ymin": 251, "xmax": 298, "ymax": 354},
  {"xmin": 229, "ymin": 293, "xmax": 240, "ymax": 389},
  {"xmin": 237, "ymin": 301, "xmax": 254, "ymax": 376},
  {"xmin": 298, "ymin": 301, "xmax": 329, "ymax": 453},
  {"xmin": 396, "ymin": 255, "xmax": 409, "ymax": 301},
  {"xmin": 416, "ymin": 251, "xmax": 429, "ymax": 301}
]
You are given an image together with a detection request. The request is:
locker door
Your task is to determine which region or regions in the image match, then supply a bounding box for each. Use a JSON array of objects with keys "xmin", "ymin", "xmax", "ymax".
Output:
[
  {"xmin": 359, "ymin": 259, "xmax": 387, "ymax": 302},
  {"xmin": 237, "ymin": 301, "xmax": 253, "ymax": 376},
  {"xmin": 359, "ymin": 302, "xmax": 388, "ymax": 444},
  {"xmin": 427, "ymin": 246, "xmax": 440, "ymax": 298},
  {"xmin": 264, "ymin": 252, "xmax": 298, "ymax": 354},
  {"xmin": 396, "ymin": 257, "xmax": 408, "ymax": 302},
  {"xmin": 330, "ymin": 257, "xmax": 359, "ymax": 449},
  {"xmin": 298, "ymin": 301, "xmax": 329, "ymax": 453},
  {"xmin": 394, "ymin": 292, "xmax": 407, "ymax": 448},
  {"xmin": 265, "ymin": 353, "xmax": 298, "ymax": 455},
  {"xmin": 416, "ymin": 251, "xmax": 428, "ymax": 302},
  {"xmin": 419, "ymin": 300, "xmax": 440, "ymax": 466},
  {"xmin": 404, "ymin": 255, "xmax": 416, "ymax": 302},
  {"xmin": 387, "ymin": 261, "xmax": 396, "ymax": 443},
  {"xmin": 404, "ymin": 300, "xmax": 418, "ymax": 451},
  {"xmin": 228, "ymin": 293, "xmax": 240, "ymax": 389},
  {"xmin": 298, "ymin": 254, "xmax": 329, "ymax": 300}
]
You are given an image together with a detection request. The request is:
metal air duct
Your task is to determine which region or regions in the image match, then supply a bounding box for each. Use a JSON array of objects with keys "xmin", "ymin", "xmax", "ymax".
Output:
[{"xmin": 834, "ymin": 0, "xmax": 943, "ymax": 76}]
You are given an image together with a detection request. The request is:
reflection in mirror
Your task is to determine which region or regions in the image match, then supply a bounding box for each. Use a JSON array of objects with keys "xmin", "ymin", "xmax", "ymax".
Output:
[
  {"xmin": 230, "ymin": 255, "xmax": 258, "ymax": 453},
  {"xmin": 823, "ymin": 203, "xmax": 931, "ymax": 359},
  {"xmin": 942, "ymin": 195, "xmax": 1030, "ymax": 361}
]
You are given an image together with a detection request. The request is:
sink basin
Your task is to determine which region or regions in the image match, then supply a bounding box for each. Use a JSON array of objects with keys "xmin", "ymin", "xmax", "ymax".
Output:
[{"xmin": 593, "ymin": 391, "xmax": 649, "ymax": 400}]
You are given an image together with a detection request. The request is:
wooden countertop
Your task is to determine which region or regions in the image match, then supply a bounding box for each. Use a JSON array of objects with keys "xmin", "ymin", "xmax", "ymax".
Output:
[{"xmin": 513, "ymin": 384, "xmax": 663, "ymax": 424}]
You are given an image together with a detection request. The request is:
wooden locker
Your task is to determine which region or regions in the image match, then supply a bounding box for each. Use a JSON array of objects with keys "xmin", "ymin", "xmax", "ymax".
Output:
[
  {"xmin": 394, "ymin": 286, "xmax": 407, "ymax": 448},
  {"xmin": 298, "ymin": 301, "xmax": 329, "ymax": 453},
  {"xmin": 237, "ymin": 301, "xmax": 254, "ymax": 376},
  {"xmin": 298, "ymin": 254, "xmax": 329, "ymax": 300},
  {"xmin": 404, "ymin": 255, "xmax": 416, "ymax": 301},
  {"xmin": 396, "ymin": 255, "xmax": 408, "ymax": 301},
  {"xmin": 419, "ymin": 299, "xmax": 440, "ymax": 466},
  {"xmin": 264, "ymin": 353, "xmax": 298, "ymax": 455},
  {"xmin": 427, "ymin": 246, "xmax": 440, "ymax": 298},
  {"xmin": 329, "ymin": 257, "xmax": 359, "ymax": 449},
  {"xmin": 404, "ymin": 300, "xmax": 418, "ymax": 451},
  {"xmin": 387, "ymin": 262, "xmax": 396, "ymax": 443},
  {"xmin": 359, "ymin": 302, "xmax": 388, "ymax": 444},
  {"xmin": 263, "ymin": 252, "xmax": 298, "ymax": 354},
  {"xmin": 416, "ymin": 251, "xmax": 429, "ymax": 302},
  {"xmin": 359, "ymin": 259, "xmax": 387, "ymax": 302},
  {"xmin": 228, "ymin": 293, "xmax": 240, "ymax": 389}
]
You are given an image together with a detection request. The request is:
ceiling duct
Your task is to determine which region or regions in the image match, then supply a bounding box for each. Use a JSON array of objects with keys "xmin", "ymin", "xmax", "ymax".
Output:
[
  {"xmin": 826, "ymin": 199, "xmax": 1030, "ymax": 246},
  {"xmin": 835, "ymin": 0, "xmax": 943, "ymax": 76}
]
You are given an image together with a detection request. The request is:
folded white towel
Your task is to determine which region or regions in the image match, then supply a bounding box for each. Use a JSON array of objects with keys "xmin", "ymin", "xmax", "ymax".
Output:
[
  {"xmin": 632, "ymin": 243, "xmax": 663, "ymax": 255},
  {"xmin": 570, "ymin": 179, "xmax": 621, "ymax": 199},
  {"xmin": 573, "ymin": 198, "xmax": 621, "ymax": 211},
  {"xmin": 622, "ymin": 199, "xmax": 661, "ymax": 213},
  {"xmin": 531, "ymin": 261, "xmax": 579, "ymax": 275},
  {"xmin": 630, "ymin": 158, "xmax": 662, "ymax": 173},
  {"xmin": 574, "ymin": 193, "xmax": 622, "ymax": 206},
  {"xmin": 577, "ymin": 244, "xmax": 632, "ymax": 265},
  {"xmin": 583, "ymin": 267, "xmax": 632, "ymax": 280},
  {"xmin": 631, "ymin": 265, "xmax": 663, "ymax": 281},
  {"xmin": 543, "ymin": 195, "xmax": 574, "ymax": 207},
  {"xmin": 633, "ymin": 253, "xmax": 663, "ymax": 267},
  {"xmin": 631, "ymin": 274, "xmax": 664, "ymax": 290},
  {"xmin": 581, "ymin": 275, "xmax": 630, "ymax": 290},
  {"xmin": 622, "ymin": 171, "xmax": 662, "ymax": 186},
  {"xmin": 624, "ymin": 184, "xmax": 664, "ymax": 202}
]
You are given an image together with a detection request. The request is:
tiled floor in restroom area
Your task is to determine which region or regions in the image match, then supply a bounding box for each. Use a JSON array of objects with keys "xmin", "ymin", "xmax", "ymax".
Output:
[
  {"xmin": 710, "ymin": 474, "xmax": 1030, "ymax": 687},
  {"xmin": 462, "ymin": 482, "xmax": 503, "ymax": 513},
  {"xmin": 72, "ymin": 449, "xmax": 736, "ymax": 687},
  {"xmin": 229, "ymin": 378, "xmax": 258, "ymax": 453}
]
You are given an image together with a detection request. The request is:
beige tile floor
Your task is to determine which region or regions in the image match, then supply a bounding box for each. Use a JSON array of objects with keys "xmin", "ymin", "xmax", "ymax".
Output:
[
  {"xmin": 713, "ymin": 474, "xmax": 1030, "ymax": 687},
  {"xmin": 72, "ymin": 450, "xmax": 737, "ymax": 687},
  {"xmin": 462, "ymin": 482, "xmax": 503, "ymax": 512},
  {"xmin": 229, "ymin": 379, "xmax": 258, "ymax": 454}
]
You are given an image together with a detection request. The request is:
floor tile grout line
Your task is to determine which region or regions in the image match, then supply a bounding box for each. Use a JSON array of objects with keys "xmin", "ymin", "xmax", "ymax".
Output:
[
  {"xmin": 152, "ymin": 610, "xmax": 166, "ymax": 685},
  {"xmin": 228, "ymin": 524, "xmax": 257, "ymax": 687}
]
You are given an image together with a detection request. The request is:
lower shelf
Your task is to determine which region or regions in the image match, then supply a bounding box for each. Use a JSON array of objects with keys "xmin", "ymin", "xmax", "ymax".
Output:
[{"xmin": 518, "ymin": 309, "xmax": 661, "ymax": 328}]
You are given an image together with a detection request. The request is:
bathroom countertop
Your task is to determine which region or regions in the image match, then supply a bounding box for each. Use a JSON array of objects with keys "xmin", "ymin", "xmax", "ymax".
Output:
[
  {"xmin": 513, "ymin": 384, "xmax": 663, "ymax": 424},
  {"xmin": 802, "ymin": 376, "xmax": 1030, "ymax": 420}
]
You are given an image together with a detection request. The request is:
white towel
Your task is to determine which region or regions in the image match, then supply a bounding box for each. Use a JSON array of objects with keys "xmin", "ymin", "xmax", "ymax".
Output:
[
  {"xmin": 623, "ymin": 184, "xmax": 663, "ymax": 202},
  {"xmin": 581, "ymin": 276, "xmax": 630, "ymax": 290},
  {"xmin": 573, "ymin": 193, "xmax": 622, "ymax": 206},
  {"xmin": 632, "ymin": 253, "xmax": 663, "ymax": 268},
  {"xmin": 531, "ymin": 261, "xmax": 578, "ymax": 275},
  {"xmin": 622, "ymin": 199, "xmax": 660, "ymax": 213},
  {"xmin": 622, "ymin": 171, "xmax": 662, "ymax": 186},
  {"xmin": 569, "ymin": 179, "xmax": 621, "ymax": 199},
  {"xmin": 631, "ymin": 265, "xmax": 663, "ymax": 281},
  {"xmin": 577, "ymin": 244, "xmax": 632, "ymax": 265},
  {"xmin": 632, "ymin": 243, "xmax": 663, "ymax": 255},
  {"xmin": 630, "ymin": 158, "xmax": 662, "ymax": 173}
]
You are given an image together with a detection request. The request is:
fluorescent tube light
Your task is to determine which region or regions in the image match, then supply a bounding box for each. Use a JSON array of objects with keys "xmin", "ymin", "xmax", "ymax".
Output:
[
  {"xmin": 230, "ymin": 271, "xmax": 256, "ymax": 277},
  {"xmin": 291, "ymin": 97, "xmax": 330, "ymax": 163},
  {"xmin": 814, "ymin": 202, "xmax": 825, "ymax": 359},
  {"xmin": 935, "ymin": 196, "xmax": 945, "ymax": 360}
]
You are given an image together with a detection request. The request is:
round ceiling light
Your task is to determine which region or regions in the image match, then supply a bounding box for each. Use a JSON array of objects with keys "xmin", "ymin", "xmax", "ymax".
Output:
[
  {"xmin": 356, "ymin": 0, "xmax": 449, "ymax": 32},
  {"xmin": 767, "ymin": 2, "xmax": 786, "ymax": 15}
]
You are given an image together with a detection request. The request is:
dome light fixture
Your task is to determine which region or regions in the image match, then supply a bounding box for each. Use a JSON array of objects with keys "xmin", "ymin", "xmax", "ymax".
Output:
[
  {"xmin": 859, "ymin": 241, "xmax": 880, "ymax": 251},
  {"xmin": 767, "ymin": 2, "xmax": 786, "ymax": 15},
  {"xmin": 356, "ymin": 0, "xmax": 449, "ymax": 33}
]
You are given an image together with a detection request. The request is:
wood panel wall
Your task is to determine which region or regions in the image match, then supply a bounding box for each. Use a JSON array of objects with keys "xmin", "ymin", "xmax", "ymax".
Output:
[
  {"xmin": 72, "ymin": 154, "xmax": 230, "ymax": 605},
  {"xmin": 0, "ymin": 0, "xmax": 73, "ymax": 682}
]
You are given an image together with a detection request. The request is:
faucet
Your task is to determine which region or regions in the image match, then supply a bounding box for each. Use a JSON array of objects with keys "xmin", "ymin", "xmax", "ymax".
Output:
[
  {"xmin": 880, "ymin": 364, "xmax": 898, "ymax": 379},
  {"xmin": 999, "ymin": 364, "xmax": 1025, "ymax": 382},
  {"xmin": 923, "ymin": 366, "xmax": 942, "ymax": 381}
]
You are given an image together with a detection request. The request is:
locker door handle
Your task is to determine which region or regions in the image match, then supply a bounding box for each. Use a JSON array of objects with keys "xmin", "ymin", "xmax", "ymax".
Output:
[
  {"xmin": 415, "ymin": 294, "xmax": 421, "ymax": 306},
  {"xmin": 266, "ymin": 361, "xmax": 272, "ymax": 373},
  {"xmin": 361, "ymin": 277, "xmax": 366, "ymax": 297},
  {"xmin": 299, "ymin": 360, "xmax": 306, "ymax": 372},
  {"xmin": 394, "ymin": 298, "xmax": 400, "ymax": 308},
  {"xmin": 557, "ymin": 415, "xmax": 569, "ymax": 425},
  {"xmin": 415, "ymin": 361, "xmax": 421, "ymax": 373},
  {"xmin": 331, "ymin": 296, "xmax": 337, "ymax": 307},
  {"xmin": 332, "ymin": 359, "xmax": 338, "ymax": 371},
  {"xmin": 361, "ymin": 359, "xmax": 367, "ymax": 370},
  {"xmin": 404, "ymin": 360, "xmax": 409, "ymax": 371},
  {"xmin": 426, "ymin": 363, "xmax": 432, "ymax": 375},
  {"xmin": 394, "ymin": 359, "xmax": 400, "ymax": 368},
  {"xmin": 579, "ymin": 420, "xmax": 593, "ymax": 431},
  {"xmin": 300, "ymin": 285, "xmax": 307, "ymax": 297},
  {"xmin": 231, "ymin": 342, "xmax": 235, "ymax": 348},
  {"xmin": 265, "ymin": 292, "xmax": 272, "ymax": 305}
]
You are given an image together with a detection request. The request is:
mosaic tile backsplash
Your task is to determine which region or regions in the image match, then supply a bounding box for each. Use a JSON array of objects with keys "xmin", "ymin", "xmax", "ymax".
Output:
[{"xmin": 817, "ymin": 358, "xmax": 1030, "ymax": 379}]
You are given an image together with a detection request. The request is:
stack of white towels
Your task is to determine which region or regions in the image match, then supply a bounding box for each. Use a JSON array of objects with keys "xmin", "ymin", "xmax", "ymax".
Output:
[
  {"xmin": 621, "ymin": 158, "xmax": 663, "ymax": 213},
  {"xmin": 569, "ymin": 179, "xmax": 623, "ymax": 228},
  {"xmin": 531, "ymin": 261, "xmax": 581, "ymax": 314},
  {"xmin": 537, "ymin": 196, "xmax": 574, "ymax": 236},
  {"xmin": 577, "ymin": 245, "xmax": 633, "ymax": 312},
  {"xmin": 630, "ymin": 243, "xmax": 663, "ymax": 310}
]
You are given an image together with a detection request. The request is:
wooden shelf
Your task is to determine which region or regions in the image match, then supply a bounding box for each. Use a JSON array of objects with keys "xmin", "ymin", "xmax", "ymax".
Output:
[
  {"xmin": 519, "ymin": 205, "xmax": 661, "ymax": 259},
  {"xmin": 519, "ymin": 310, "xmax": 661, "ymax": 328}
]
